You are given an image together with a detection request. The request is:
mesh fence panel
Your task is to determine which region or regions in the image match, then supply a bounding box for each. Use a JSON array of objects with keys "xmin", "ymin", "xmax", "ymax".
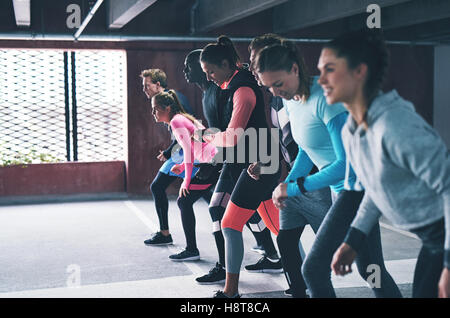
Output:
[
  {"xmin": 0, "ymin": 50, "xmax": 67, "ymax": 162},
  {"xmin": 74, "ymin": 50, "xmax": 126, "ymax": 162},
  {"xmin": 0, "ymin": 49, "xmax": 125, "ymax": 164}
]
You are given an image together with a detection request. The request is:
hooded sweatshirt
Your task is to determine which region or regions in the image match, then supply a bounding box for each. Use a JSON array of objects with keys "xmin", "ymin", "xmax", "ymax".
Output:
[{"xmin": 341, "ymin": 90, "xmax": 450, "ymax": 266}]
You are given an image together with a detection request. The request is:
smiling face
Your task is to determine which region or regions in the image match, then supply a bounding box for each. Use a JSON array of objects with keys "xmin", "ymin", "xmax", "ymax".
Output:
[
  {"xmin": 257, "ymin": 63, "xmax": 300, "ymax": 100},
  {"xmin": 200, "ymin": 60, "xmax": 232, "ymax": 86},
  {"xmin": 317, "ymin": 48, "xmax": 362, "ymax": 105}
]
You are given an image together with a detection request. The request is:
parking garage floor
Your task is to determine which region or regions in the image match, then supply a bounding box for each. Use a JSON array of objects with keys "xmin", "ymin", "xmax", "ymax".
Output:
[{"xmin": 0, "ymin": 199, "xmax": 421, "ymax": 298}]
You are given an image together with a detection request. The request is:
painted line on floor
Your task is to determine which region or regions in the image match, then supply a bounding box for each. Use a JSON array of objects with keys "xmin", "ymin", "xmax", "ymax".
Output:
[
  {"xmin": 379, "ymin": 222, "xmax": 420, "ymax": 240},
  {"xmin": 124, "ymin": 200, "xmax": 206, "ymax": 277}
]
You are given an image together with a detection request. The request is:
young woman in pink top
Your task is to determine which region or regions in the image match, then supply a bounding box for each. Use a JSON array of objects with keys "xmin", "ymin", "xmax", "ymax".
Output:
[{"xmin": 151, "ymin": 90, "xmax": 218, "ymax": 197}]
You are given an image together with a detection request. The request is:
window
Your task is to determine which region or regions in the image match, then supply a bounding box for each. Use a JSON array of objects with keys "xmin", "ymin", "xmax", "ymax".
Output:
[{"xmin": 0, "ymin": 49, "xmax": 126, "ymax": 164}]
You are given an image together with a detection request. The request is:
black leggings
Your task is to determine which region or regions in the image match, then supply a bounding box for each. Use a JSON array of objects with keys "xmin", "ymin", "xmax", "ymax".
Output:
[
  {"xmin": 177, "ymin": 188, "xmax": 214, "ymax": 252},
  {"xmin": 150, "ymin": 171, "xmax": 178, "ymax": 231},
  {"xmin": 410, "ymin": 218, "xmax": 445, "ymax": 298}
]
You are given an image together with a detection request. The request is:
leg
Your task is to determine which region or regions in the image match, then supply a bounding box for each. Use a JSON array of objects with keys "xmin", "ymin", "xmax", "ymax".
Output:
[
  {"xmin": 195, "ymin": 164, "xmax": 241, "ymax": 285},
  {"xmin": 278, "ymin": 189, "xmax": 332, "ymax": 297},
  {"xmin": 354, "ymin": 222, "xmax": 402, "ymax": 297},
  {"xmin": 150, "ymin": 171, "xmax": 177, "ymax": 234},
  {"xmin": 177, "ymin": 189, "xmax": 210, "ymax": 252},
  {"xmin": 246, "ymin": 212, "xmax": 279, "ymax": 259},
  {"xmin": 302, "ymin": 190, "xmax": 362, "ymax": 298},
  {"xmin": 410, "ymin": 218, "xmax": 445, "ymax": 298},
  {"xmin": 277, "ymin": 226, "xmax": 307, "ymax": 298},
  {"xmin": 412, "ymin": 246, "xmax": 444, "ymax": 298},
  {"xmin": 201, "ymin": 187, "xmax": 213, "ymax": 204},
  {"xmin": 221, "ymin": 168, "xmax": 281, "ymax": 296}
]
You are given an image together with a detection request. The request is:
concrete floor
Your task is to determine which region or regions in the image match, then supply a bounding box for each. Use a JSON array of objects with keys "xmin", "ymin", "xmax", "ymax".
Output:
[{"xmin": 0, "ymin": 199, "xmax": 421, "ymax": 298}]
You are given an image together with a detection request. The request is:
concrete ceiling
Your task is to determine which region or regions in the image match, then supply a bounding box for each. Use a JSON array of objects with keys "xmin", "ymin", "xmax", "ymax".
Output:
[{"xmin": 1, "ymin": 0, "xmax": 449, "ymax": 44}]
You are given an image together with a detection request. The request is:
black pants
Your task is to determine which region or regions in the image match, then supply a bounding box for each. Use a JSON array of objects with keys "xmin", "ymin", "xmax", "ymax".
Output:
[
  {"xmin": 410, "ymin": 218, "xmax": 445, "ymax": 298},
  {"xmin": 150, "ymin": 171, "xmax": 178, "ymax": 231}
]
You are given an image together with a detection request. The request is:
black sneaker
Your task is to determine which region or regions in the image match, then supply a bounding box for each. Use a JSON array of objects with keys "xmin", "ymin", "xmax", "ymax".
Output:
[
  {"xmin": 195, "ymin": 262, "xmax": 226, "ymax": 285},
  {"xmin": 284, "ymin": 288, "xmax": 309, "ymax": 298},
  {"xmin": 144, "ymin": 232, "xmax": 173, "ymax": 246},
  {"xmin": 169, "ymin": 249, "xmax": 200, "ymax": 262},
  {"xmin": 244, "ymin": 256, "xmax": 283, "ymax": 273},
  {"xmin": 213, "ymin": 290, "xmax": 240, "ymax": 298}
]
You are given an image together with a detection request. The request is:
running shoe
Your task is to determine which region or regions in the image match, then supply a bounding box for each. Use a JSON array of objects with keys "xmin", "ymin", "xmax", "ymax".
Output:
[
  {"xmin": 169, "ymin": 249, "xmax": 200, "ymax": 262},
  {"xmin": 195, "ymin": 262, "xmax": 226, "ymax": 284},
  {"xmin": 244, "ymin": 256, "xmax": 283, "ymax": 273},
  {"xmin": 144, "ymin": 232, "xmax": 173, "ymax": 246},
  {"xmin": 284, "ymin": 288, "xmax": 310, "ymax": 298},
  {"xmin": 213, "ymin": 290, "xmax": 240, "ymax": 298}
]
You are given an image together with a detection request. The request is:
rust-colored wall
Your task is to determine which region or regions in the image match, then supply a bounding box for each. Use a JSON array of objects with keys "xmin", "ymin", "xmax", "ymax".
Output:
[
  {"xmin": 0, "ymin": 161, "xmax": 125, "ymax": 196},
  {"xmin": 126, "ymin": 42, "xmax": 205, "ymax": 195}
]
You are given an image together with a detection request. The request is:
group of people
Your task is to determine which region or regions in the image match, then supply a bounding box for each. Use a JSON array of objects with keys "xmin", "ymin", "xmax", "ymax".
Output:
[{"xmin": 139, "ymin": 29, "xmax": 450, "ymax": 298}]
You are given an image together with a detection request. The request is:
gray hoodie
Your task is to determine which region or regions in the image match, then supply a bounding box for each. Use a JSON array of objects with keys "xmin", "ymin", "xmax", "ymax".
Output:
[{"xmin": 341, "ymin": 90, "xmax": 450, "ymax": 255}]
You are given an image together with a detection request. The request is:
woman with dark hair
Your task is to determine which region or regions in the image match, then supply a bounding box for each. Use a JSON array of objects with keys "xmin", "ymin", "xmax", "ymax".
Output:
[
  {"xmin": 200, "ymin": 36, "xmax": 283, "ymax": 298},
  {"xmin": 176, "ymin": 49, "xmax": 277, "ymax": 278},
  {"xmin": 248, "ymin": 34, "xmax": 332, "ymax": 298},
  {"xmin": 255, "ymin": 38, "xmax": 401, "ymax": 298},
  {"xmin": 320, "ymin": 29, "xmax": 450, "ymax": 298}
]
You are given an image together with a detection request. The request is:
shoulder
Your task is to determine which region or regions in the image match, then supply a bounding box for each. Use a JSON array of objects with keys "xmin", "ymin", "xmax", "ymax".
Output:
[
  {"xmin": 170, "ymin": 114, "xmax": 191, "ymax": 129},
  {"xmin": 233, "ymin": 86, "xmax": 256, "ymax": 103}
]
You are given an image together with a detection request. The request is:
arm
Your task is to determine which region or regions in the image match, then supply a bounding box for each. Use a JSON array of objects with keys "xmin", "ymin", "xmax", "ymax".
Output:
[
  {"xmin": 344, "ymin": 193, "xmax": 382, "ymax": 252},
  {"xmin": 286, "ymin": 112, "xmax": 347, "ymax": 197},
  {"xmin": 285, "ymin": 146, "xmax": 314, "ymax": 197},
  {"xmin": 162, "ymin": 139, "xmax": 178, "ymax": 159},
  {"xmin": 203, "ymin": 87, "xmax": 256, "ymax": 147},
  {"xmin": 170, "ymin": 116, "xmax": 195, "ymax": 189}
]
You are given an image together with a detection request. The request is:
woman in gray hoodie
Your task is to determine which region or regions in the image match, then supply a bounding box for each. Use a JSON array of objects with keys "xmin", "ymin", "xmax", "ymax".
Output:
[{"xmin": 318, "ymin": 29, "xmax": 450, "ymax": 298}]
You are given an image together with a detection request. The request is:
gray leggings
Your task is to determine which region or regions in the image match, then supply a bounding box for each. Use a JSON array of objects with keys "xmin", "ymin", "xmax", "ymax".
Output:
[{"xmin": 302, "ymin": 190, "xmax": 402, "ymax": 298}]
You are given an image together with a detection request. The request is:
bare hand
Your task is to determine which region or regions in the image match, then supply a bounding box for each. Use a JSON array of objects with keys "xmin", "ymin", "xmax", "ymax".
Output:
[
  {"xmin": 438, "ymin": 267, "xmax": 450, "ymax": 298},
  {"xmin": 247, "ymin": 162, "xmax": 261, "ymax": 180},
  {"xmin": 157, "ymin": 150, "xmax": 166, "ymax": 162},
  {"xmin": 171, "ymin": 164, "xmax": 183, "ymax": 175},
  {"xmin": 272, "ymin": 183, "xmax": 288, "ymax": 209},
  {"xmin": 179, "ymin": 186, "xmax": 190, "ymax": 198},
  {"xmin": 331, "ymin": 243, "xmax": 357, "ymax": 276}
]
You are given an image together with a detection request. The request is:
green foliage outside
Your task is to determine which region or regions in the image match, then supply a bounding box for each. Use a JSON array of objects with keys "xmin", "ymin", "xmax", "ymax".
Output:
[{"xmin": 0, "ymin": 143, "xmax": 61, "ymax": 167}]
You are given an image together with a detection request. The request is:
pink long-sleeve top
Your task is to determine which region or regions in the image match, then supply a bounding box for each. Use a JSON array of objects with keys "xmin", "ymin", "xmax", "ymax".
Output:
[
  {"xmin": 203, "ymin": 70, "xmax": 256, "ymax": 147},
  {"xmin": 170, "ymin": 114, "xmax": 218, "ymax": 189}
]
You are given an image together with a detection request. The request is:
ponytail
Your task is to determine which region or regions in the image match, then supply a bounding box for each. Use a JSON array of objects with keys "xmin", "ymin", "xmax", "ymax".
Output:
[
  {"xmin": 200, "ymin": 35, "xmax": 241, "ymax": 68},
  {"xmin": 153, "ymin": 90, "xmax": 201, "ymax": 128}
]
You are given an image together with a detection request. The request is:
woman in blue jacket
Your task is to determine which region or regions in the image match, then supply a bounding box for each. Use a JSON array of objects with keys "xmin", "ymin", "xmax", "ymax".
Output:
[{"xmin": 320, "ymin": 29, "xmax": 450, "ymax": 298}]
